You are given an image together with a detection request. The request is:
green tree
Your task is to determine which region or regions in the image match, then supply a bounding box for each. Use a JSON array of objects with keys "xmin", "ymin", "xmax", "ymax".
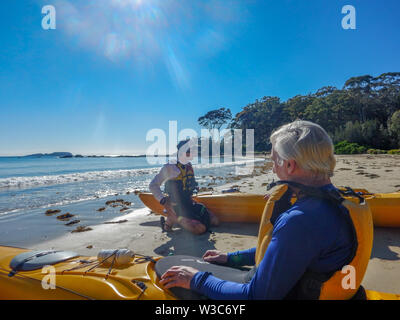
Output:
[
  {"xmin": 200, "ymin": 72, "xmax": 400, "ymax": 152},
  {"xmin": 198, "ymin": 107, "xmax": 232, "ymax": 131},
  {"xmin": 343, "ymin": 75, "xmax": 373, "ymax": 123},
  {"xmin": 388, "ymin": 110, "xmax": 400, "ymax": 147},
  {"xmin": 285, "ymin": 94, "xmax": 315, "ymax": 121},
  {"xmin": 231, "ymin": 96, "xmax": 288, "ymax": 151},
  {"xmin": 371, "ymin": 73, "xmax": 400, "ymax": 122}
]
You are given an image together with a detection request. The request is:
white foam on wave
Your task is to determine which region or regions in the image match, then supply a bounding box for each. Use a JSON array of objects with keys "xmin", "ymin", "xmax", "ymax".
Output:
[
  {"xmin": 0, "ymin": 185, "xmax": 151, "ymax": 217},
  {"xmin": 193, "ymin": 157, "xmax": 263, "ymax": 169},
  {"xmin": 0, "ymin": 158, "xmax": 263, "ymax": 190},
  {"xmin": 0, "ymin": 167, "xmax": 161, "ymax": 190}
]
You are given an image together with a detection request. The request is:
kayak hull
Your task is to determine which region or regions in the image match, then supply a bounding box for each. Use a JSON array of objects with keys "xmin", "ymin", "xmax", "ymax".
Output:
[
  {"xmin": 139, "ymin": 191, "xmax": 400, "ymax": 227},
  {"xmin": 364, "ymin": 193, "xmax": 400, "ymax": 227}
]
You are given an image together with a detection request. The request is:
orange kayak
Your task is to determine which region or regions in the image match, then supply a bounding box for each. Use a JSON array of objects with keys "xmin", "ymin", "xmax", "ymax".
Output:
[{"xmin": 138, "ymin": 190, "xmax": 400, "ymax": 227}]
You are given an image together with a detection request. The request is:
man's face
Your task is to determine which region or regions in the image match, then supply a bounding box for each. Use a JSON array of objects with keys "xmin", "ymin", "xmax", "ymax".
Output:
[{"xmin": 271, "ymin": 148, "xmax": 289, "ymax": 180}]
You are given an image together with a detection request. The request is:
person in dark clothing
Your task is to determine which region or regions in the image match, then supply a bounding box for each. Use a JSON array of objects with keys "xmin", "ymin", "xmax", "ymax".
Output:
[{"xmin": 149, "ymin": 139, "xmax": 219, "ymax": 234}]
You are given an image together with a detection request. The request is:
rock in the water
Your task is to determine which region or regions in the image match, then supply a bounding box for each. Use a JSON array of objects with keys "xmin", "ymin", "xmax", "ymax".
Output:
[
  {"xmin": 104, "ymin": 219, "xmax": 128, "ymax": 224},
  {"xmin": 198, "ymin": 187, "xmax": 214, "ymax": 192},
  {"xmin": 45, "ymin": 209, "xmax": 61, "ymax": 216},
  {"xmin": 57, "ymin": 213, "xmax": 75, "ymax": 221},
  {"xmin": 65, "ymin": 219, "xmax": 80, "ymax": 226},
  {"xmin": 221, "ymin": 188, "xmax": 240, "ymax": 193},
  {"xmin": 71, "ymin": 226, "xmax": 92, "ymax": 233},
  {"xmin": 105, "ymin": 199, "xmax": 129, "ymax": 207}
]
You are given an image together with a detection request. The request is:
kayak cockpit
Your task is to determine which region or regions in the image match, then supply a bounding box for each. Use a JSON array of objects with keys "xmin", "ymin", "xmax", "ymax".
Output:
[{"xmin": 9, "ymin": 250, "xmax": 79, "ymax": 276}]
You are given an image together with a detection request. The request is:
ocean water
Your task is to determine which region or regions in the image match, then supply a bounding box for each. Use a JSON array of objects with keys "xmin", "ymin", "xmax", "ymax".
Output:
[{"xmin": 0, "ymin": 156, "xmax": 259, "ymax": 246}]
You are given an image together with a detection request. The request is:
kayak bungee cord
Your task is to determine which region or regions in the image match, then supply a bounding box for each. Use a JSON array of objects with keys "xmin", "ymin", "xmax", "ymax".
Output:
[{"xmin": 60, "ymin": 249, "xmax": 156, "ymax": 279}]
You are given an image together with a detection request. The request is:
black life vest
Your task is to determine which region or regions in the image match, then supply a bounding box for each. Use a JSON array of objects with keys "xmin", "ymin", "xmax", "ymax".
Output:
[{"xmin": 164, "ymin": 162, "xmax": 198, "ymax": 208}]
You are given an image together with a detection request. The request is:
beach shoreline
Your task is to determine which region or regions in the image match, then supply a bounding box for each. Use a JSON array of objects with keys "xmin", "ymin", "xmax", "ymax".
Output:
[{"xmin": 27, "ymin": 154, "xmax": 400, "ymax": 294}]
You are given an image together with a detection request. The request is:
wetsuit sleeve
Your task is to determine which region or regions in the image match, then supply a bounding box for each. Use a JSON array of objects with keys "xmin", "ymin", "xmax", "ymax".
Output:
[
  {"xmin": 190, "ymin": 214, "xmax": 317, "ymax": 299},
  {"xmin": 226, "ymin": 248, "xmax": 256, "ymax": 267},
  {"xmin": 149, "ymin": 164, "xmax": 179, "ymax": 202}
]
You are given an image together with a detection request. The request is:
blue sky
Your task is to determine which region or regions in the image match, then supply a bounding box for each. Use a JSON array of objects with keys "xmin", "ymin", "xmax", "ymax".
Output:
[{"xmin": 1, "ymin": 0, "xmax": 400, "ymax": 156}]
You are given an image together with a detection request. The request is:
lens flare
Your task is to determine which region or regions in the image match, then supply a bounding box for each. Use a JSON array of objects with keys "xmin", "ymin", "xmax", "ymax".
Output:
[{"xmin": 51, "ymin": 0, "xmax": 247, "ymax": 88}]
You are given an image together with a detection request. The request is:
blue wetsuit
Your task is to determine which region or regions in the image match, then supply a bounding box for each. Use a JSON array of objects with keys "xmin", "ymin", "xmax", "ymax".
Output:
[{"xmin": 190, "ymin": 184, "xmax": 355, "ymax": 300}]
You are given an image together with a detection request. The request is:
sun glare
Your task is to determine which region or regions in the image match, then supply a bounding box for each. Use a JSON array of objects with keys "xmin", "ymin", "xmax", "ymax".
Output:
[{"xmin": 55, "ymin": 0, "xmax": 245, "ymax": 88}]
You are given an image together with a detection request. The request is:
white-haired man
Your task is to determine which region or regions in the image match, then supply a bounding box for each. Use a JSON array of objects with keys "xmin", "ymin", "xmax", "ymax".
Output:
[{"xmin": 160, "ymin": 120, "xmax": 360, "ymax": 299}]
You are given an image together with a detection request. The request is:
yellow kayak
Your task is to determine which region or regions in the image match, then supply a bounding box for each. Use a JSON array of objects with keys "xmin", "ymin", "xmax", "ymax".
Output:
[
  {"xmin": 138, "ymin": 190, "xmax": 400, "ymax": 227},
  {"xmin": 0, "ymin": 246, "xmax": 398, "ymax": 300},
  {"xmin": 139, "ymin": 192, "xmax": 265, "ymax": 223},
  {"xmin": 0, "ymin": 245, "xmax": 173, "ymax": 300}
]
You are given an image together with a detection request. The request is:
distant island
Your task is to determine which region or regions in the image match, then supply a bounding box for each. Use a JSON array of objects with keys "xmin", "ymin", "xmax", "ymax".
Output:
[
  {"xmin": 19, "ymin": 152, "xmax": 148, "ymax": 158},
  {"xmin": 23, "ymin": 152, "xmax": 74, "ymax": 158}
]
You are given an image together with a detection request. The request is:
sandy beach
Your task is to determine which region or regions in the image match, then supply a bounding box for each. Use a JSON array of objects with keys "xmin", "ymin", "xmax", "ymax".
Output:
[{"xmin": 32, "ymin": 154, "xmax": 400, "ymax": 295}]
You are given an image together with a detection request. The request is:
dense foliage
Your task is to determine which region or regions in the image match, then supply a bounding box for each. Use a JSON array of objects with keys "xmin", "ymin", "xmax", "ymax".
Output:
[
  {"xmin": 334, "ymin": 141, "xmax": 367, "ymax": 155},
  {"xmin": 219, "ymin": 72, "xmax": 400, "ymax": 152}
]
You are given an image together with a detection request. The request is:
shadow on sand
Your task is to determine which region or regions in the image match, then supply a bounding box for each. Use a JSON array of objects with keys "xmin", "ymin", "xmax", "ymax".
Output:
[
  {"xmin": 153, "ymin": 229, "xmax": 216, "ymax": 257},
  {"xmin": 139, "ymin": 219, "xmax": 258, "ymax": 257},
  {"xmin": 140, "ymin": 220, "xmax": 258, "ymax": 237},
  {"xmin": 370, "ymin": 227, "xmax": 400, "ymax": 261}
]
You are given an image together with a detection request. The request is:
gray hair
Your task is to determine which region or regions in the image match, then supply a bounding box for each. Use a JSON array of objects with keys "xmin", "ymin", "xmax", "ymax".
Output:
[{"xmin": 270, "ymin": 120, "xmax": 336, "ymax": 179}]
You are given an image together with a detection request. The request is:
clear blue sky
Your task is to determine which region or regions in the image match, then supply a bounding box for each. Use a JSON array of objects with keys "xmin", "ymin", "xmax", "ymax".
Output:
[{"xmin": 1, "ymin": 0, "xmax": 399, "ymax": 156}]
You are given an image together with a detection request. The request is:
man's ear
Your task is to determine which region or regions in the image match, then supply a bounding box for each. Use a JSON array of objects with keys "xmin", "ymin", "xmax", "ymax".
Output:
[{"xmin": 286, "ymin": 159, "xmax": 296, "ymax": 174}]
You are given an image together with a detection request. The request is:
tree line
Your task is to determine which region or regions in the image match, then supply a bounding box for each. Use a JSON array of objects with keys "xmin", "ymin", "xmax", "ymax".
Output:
[{"xmin": 198, "ymin": 72, "xmax": 400, "ymax": 153}]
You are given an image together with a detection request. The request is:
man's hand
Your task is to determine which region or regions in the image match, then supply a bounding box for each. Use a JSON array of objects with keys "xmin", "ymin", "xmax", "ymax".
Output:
[
  {"xmin": 162, "ymin": 197, "xmax": 178, "ymax": 223},
  {"xmin": 160, "ymin": 266, "xmax": 199, "ymax": 289},
  {"xmin": 202, "ymin": 250, "xmax": 228, "ymax": 264}
]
